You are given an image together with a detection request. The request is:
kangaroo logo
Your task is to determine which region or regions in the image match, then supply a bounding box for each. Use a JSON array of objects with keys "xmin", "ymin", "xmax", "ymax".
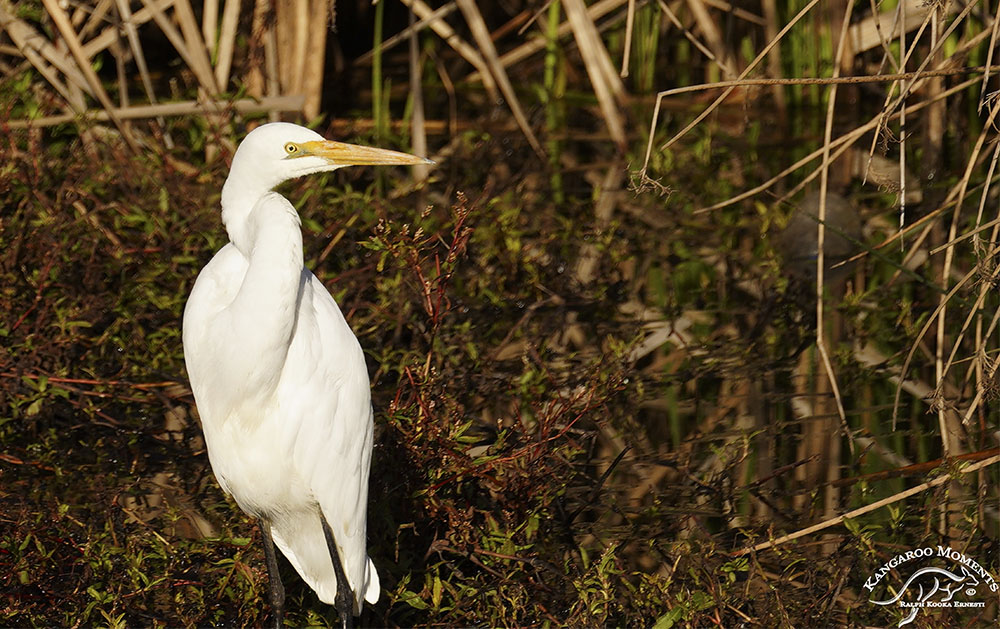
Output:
[{"xmin": 870, "ymin": 565, "xmax": 980, "ymax": 627}]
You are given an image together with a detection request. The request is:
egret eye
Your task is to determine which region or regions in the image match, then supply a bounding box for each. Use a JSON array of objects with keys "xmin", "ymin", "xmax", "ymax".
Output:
[{"xmin": 284, "ymin": 142, "xmax": 298, "ymax": 155}]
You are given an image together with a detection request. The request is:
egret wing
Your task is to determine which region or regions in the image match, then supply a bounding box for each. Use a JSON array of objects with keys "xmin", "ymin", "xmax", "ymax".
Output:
[
  {"xmin": 269, "ymin": 270, "xmax": 379, "ymax": 609},
  {"xmin": 182, "ymin": 244, "xmax": 252, "ymax": 429}
]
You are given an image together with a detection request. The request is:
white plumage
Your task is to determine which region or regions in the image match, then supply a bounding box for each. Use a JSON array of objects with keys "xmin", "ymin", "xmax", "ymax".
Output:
[{"xmin": 182, "ymin": 122, "xmax": 429, "ymax": 623}]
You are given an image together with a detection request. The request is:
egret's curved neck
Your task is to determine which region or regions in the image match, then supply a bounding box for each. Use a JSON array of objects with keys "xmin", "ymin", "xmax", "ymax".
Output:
[
  {"xmin": 221, "ymin": 169, "xmax": 277, "ymax": 254},
  {"xmin": 220, "ymin": 190, "xmax": 305, "ymax": 400}
]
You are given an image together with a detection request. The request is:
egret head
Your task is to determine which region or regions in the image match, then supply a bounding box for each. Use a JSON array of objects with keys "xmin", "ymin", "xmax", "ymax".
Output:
[
  {"xmin": 229, "ymin": 122, "xmax": 432, "ymax": 190},
  {"xmin": 221, "ymin": 122, "xmax": 432, "ymax": 253}
]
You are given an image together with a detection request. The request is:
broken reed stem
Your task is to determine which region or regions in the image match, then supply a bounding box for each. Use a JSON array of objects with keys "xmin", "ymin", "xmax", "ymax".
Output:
[
  {"xmin": 214, "ymin": 0, "xmax": 243, "ymax": 91},
  {"xmin": 735, "ymin": 453, "xmax": 1000, "ymax": 556},
  {"xmin": 171, "ymin": 0, "xmax": 220, "ymax": 93},
  {"xmin": 563, "ymin": 0, "xmax": 627, "ymax": 152},
  {"xmin": 620, "ymin": 0, "xmax": 635, "ymax": 78},
  {"xmin": 408, "ymin": 6, "xmax": 430, "ymax": 183},
  {"xmin": 202, "ymin": 0, "xmax": 218, "ymax": 53},
  {"xmin": 5, "ymin": 95, "xmax": 306, "ymax": 128}
]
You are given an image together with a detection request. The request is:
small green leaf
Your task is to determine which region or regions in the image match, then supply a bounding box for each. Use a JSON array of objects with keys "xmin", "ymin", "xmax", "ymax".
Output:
[
  {"xmin": 431, "ymin": 575, "xmax": 442, "ymax": 609},
  {"xmin": 398, "ymin": 589, "xmax": 427, "ymax": 610},
  {"xmin": 652, "ymin": 608, "xmax": 683, "ymax": 629},
  {"xmin": 26, "ymin": 399, "xmax": 44, "ymax": 416}
]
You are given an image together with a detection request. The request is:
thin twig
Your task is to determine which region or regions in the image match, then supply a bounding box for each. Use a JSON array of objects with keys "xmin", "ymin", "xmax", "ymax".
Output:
[
  {"xmin": 649, "ymin": 65, "xmax": 1000, "ymax": 99},
  {"xmin": 979, "ymin": 11, "xmax": 1000, "ymax": 111},
  {"xmin": 814, "ymin": 0, "xmax": 856, "ymax": 453},
  {"xmin": 734, "ymin": 454, "xmax": 1000, "ymax": 556}
]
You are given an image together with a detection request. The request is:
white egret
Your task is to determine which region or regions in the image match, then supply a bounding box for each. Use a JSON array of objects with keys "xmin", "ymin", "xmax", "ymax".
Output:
[{"xmin": 182, "ymin": 122, "xmax": 431, "ymax": 627}]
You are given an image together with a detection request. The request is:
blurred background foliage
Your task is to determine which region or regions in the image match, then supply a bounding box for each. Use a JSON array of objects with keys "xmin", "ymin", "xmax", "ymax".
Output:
[{"xmin": 1, "ymin": 0, "xmax": 998, "ymax": 626}]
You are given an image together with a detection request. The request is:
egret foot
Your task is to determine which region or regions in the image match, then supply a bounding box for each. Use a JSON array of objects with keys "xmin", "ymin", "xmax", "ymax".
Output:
[
  {"xmin": 320, "ymin": 513, "xmax": 355, "ymax": 629},
  {"xmin": 261, "ymin": 520, "xmax": 285, "ymax": 629}
]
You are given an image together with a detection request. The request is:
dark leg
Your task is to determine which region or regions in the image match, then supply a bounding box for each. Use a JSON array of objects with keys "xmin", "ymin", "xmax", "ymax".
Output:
[
  {"xmin": 261, "ymin": 520, "xmax": 285, "ymax": 629},
  {"xmin": 320, "ymin": 512, "xmax": 355, "ymax": 629}
]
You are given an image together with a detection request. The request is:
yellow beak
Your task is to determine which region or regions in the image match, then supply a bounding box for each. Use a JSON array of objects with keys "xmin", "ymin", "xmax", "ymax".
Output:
[{"xmin": 299, "ymin": 140, "xmax": 433, "ymax": 166}]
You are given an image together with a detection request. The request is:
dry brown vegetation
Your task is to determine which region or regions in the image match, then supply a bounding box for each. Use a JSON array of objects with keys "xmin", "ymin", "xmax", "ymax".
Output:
[{"xmin": 2, "ymin": 0, "xmax": 999, "ymax": 627}]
